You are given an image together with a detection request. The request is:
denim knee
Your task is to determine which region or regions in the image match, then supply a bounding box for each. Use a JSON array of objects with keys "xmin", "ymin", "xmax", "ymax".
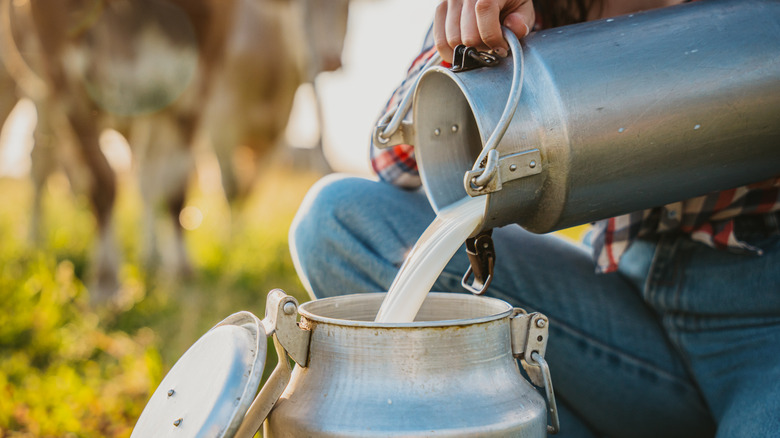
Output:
[{"xmin": 289, "ymin": 174, "xmax": 380, "ymax": 298}]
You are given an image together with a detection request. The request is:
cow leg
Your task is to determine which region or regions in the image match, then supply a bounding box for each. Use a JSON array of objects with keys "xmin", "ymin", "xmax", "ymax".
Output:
[
  {"xmin": 203, "ymin": 77, "xmax": 244, "ymax": 203},
  {"xmin": 170, "ymin": 112, "xmax": 196, "ymax": 278},
  {"xmin": 212, "ymin": 121, "xmax": 243, "ymax": 202},
  {"xmin": 70, "ymin": 112, "xmax": 120, "ymax": 304},
  {"xmin": 167, "ymin": 179, "xmax": 192, "ymax": 278},
  {"xmin": 28, "ymin": 105, "xmax": 57, "ymax": 244},
  {"xmin": 131, "ymin": 113, "xmax": 194, "ymax": 278},
  {"xmin": 129, "ymin": 117, "xmax": 162, "ymax": 273}
]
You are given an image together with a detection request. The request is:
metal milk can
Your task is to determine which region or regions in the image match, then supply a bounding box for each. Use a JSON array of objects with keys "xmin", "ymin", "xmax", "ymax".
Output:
[
  {"xmin": 131, "ymin": 290, "xmax": 558, "ymax": 437},
  {"xmin": 375, "ymin": 0, "xmax": 780, "ymax": 234}
]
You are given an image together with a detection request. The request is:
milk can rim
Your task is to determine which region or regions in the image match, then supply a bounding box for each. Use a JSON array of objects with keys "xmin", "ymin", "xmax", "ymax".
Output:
[
  {"xmin": 415, "ymin": 65, "xmax": 481, "ymax": 217},
  {"xmin": 297, "ymin": 292, "xmax": 514, "ymax": 328}
]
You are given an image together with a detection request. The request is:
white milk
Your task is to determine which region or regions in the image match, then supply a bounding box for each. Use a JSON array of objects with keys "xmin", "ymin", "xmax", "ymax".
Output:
[{"xmin": 374, "ymin": 196, "xmax": 487, "ymax": 323}]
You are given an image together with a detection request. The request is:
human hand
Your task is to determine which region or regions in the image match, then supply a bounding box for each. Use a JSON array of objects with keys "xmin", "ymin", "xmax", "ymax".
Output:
[{"xmin": 433, "ymin": 0, "xmax": 534, "ymax": 63}]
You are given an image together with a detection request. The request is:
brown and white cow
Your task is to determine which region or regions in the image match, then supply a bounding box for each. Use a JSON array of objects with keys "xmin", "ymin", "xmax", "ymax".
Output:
[
  {"xmin": 3, "ymin": 0, "xmax": 235, "ymax": 303},
  {"xmin": 2, "ymin": 0, "xmax": 350, "ymax": 304}
]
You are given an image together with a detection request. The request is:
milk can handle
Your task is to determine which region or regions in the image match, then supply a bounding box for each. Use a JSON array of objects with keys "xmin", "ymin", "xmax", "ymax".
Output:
[
  {"xmin": 374, "ymin": 51, "xmax": 443, "ymax": 146},
  {"xmin": 373, "ymin": 27, "xmax": 525, "ymax": 192},
  {"xmin": 466, "ymin": 27, "xmax": 525, "ymax": 190}
]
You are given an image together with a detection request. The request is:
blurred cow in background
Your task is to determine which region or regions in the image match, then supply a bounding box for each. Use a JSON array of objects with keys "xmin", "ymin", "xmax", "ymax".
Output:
[
  {"xmin": 1, "ymin": 0, "xmax": 351, "ymax": 304},
  {"xmin": 203, "ymin": 0, "xmax": 348, "ymax": 201},
  {"xmin": 6, "ymin": 0, "xmax": 234, "ymax": 303}
]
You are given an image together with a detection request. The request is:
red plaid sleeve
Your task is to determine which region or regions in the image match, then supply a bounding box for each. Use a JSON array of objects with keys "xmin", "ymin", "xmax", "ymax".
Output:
[{"xmin": 592, "ymin": 177, "xmax": 780, "ymax": 273}]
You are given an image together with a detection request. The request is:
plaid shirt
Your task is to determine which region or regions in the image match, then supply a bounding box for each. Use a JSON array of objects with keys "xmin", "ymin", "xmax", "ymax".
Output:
[{"xmin": 371, "ymin": 29, "xmax": 780, "ymax": 274}]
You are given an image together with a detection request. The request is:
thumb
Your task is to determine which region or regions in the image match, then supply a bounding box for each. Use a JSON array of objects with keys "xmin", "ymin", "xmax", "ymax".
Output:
[{"xmin": 503, "ymin": 11, "xmax": 531, "ymax": 40}]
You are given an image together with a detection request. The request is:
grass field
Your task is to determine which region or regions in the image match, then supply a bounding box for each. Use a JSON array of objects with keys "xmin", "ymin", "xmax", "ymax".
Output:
[{"xmin": 0, "ymin": 165, "xmax": 316, "ymax": 437}]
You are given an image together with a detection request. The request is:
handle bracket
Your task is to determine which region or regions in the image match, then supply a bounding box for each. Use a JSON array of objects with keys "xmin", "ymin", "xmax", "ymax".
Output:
[
  {"xmin": 235, "ymin": 290, "xmax": 312, "ymax": 438},
  {"xmin": 510, "ymin": 310, "xmax": 559, "ymax": 434},
  {"xmin": 262, "ymin": 289, "xmax": 311, "ymax": 367},
  {"xmin": 451, "ymin": 44, "xmax": 500, "ymax": 72},
  {"xmin": 461, "ymin": 230, "xmax": 495, "ymax": 295}
]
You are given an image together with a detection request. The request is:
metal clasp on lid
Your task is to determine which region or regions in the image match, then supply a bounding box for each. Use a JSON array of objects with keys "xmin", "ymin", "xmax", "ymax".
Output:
[
  {"xmin": 530, "ymin": 352, "xmax": 560, "ymax": 435},
  {"xmin": 234, "ymin": 290, "xmax": 311, "ymax": 438},
  {"xmin": 260, "ymin": 289, "xmax": 311, "ymax": 367},
  {"xmin": 461, "ymin": 230, "xmax": 495, "ymax": 295},
  {"xmin": 510, "ymin": 309, "xmax": 560, "ymax": 435}
]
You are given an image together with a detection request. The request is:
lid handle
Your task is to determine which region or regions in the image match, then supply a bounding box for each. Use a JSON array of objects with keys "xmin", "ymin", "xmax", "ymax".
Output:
[{"xmin": 234, "ymin": 290, "xmax": 311, "ymax": 438}]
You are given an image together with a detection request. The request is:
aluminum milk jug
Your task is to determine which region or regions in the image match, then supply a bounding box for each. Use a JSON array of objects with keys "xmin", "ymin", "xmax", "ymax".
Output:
[
  {"xmin": 131, "ymin": 290, "xmax": 558, "ymax": 437},
  {"xmin": 375, "ymin": 0, "xmax": 780, "ymax": 234}
]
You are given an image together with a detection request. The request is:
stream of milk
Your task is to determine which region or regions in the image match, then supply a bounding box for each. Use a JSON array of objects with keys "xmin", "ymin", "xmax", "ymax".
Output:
[{"xmin": 374, "ymin": 196, "xmax": 487, "ymax": 323}]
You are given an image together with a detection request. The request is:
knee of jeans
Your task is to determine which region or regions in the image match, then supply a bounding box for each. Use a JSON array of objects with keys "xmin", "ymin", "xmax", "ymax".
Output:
[{"xmin": 289, "ymin": 174, "xmax": 372, "ymax": 298}]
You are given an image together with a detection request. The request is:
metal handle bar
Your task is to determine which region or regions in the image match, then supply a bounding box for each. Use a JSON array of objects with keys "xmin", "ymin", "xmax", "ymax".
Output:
[
  {"xmin": 467, "ymin": 27, "xmax": 525, "ymax": 190},
  {"xmin": 374, "ymin": 51, "xmax": 443, "ymax": 146},
  {"xmin": 372, "ymin": 27, "xmax": 525, "ymax": 194}
]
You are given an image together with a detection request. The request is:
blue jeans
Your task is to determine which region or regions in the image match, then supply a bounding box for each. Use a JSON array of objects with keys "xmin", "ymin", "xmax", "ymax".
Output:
[{"xmin": 290, "ymin": 175, "xmax": 780, "ymax": 438}]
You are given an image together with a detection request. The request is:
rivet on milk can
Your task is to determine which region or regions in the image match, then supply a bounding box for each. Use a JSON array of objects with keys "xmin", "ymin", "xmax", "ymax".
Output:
[{"xmin": 131, "ymin": 289, "xmax": 558, "ymax": 437}]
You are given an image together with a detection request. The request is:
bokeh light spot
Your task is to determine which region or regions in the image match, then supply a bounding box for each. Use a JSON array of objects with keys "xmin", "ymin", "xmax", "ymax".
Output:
[{"xmin": 179, "ymin": 206, "xmax": 203, "ymax": 231}]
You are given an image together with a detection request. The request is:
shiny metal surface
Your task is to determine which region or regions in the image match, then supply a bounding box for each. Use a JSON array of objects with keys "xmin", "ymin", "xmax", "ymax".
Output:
[
  {"xmin": 414, "ymin": 0, "xmax": 780, "ymax": 233},
  {"xmin": 264, "ymin": 292, "xmax": 548, "ymax": 437},
  {"xmin": 131, "ymin": 312, "xmax": 266, "ymax": 438}
]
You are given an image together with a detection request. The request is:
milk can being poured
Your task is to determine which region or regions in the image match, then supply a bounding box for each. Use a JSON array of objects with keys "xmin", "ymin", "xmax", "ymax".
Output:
[{"xmin": 374, "ymin": 0, "xmax": 780, "ymax": 295}]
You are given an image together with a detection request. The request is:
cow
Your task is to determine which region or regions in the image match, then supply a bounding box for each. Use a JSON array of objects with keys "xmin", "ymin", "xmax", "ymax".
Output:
[
  {"xmin": 202, "ymin": 0, "xmax": 349, "ymax": 201},
  {"xmin": 1, "ymin": 0, "xmax": 351, "ymax": 304},
  {"xmin": 1, "ymin": 0, "xmax": 234, "ymax": 303}
]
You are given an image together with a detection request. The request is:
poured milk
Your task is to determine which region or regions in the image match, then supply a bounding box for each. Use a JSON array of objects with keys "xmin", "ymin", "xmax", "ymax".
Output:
[{"xmin": 374, "ymin": 196, "xmax": 487, "ymax": 323}]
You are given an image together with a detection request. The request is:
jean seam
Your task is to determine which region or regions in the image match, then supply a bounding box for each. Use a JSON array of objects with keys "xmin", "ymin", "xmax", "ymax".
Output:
[
  {"xmin": 647, "ymin": 237, "xmax": 714, "ymax": 417},
  {"xmin": 549, "ymin": 319, "xmax": 698, "ymax": 388}
]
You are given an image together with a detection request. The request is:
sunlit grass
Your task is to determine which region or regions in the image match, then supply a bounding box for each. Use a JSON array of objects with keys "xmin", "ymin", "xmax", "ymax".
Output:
[{"xmin": 0, "ymin": 164, "xmax": 318, "ymax": 437}]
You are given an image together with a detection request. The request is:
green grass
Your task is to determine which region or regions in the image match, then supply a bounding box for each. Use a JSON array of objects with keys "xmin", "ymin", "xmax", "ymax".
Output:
[{"xmin": 0, "ymin": 165, "xmax": 318, "ymax": 437}]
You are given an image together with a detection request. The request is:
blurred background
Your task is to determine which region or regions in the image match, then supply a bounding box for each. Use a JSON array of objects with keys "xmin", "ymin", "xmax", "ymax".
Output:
[
  {"xmin": 0, "ymin": 0, "xmax": 584, "ymax": 436},
  {"xmin": 0, "ymin": 0, "xmax": 438, "ymax": 436}
]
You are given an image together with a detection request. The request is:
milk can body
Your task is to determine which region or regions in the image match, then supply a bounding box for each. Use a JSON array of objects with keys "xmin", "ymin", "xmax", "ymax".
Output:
[
  {"xmin": 264, "ymin": 293, "xmax": 548, "ymax": 437},
  {"xmin": 413, "ymin": 0, "xmax": 780, "ymax": 233}
]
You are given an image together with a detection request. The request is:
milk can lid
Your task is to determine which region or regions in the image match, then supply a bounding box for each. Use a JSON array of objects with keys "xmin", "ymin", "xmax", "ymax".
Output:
[{"xmin": 130, "ymin": 311, "xmax": 267, "ymax": 438}]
